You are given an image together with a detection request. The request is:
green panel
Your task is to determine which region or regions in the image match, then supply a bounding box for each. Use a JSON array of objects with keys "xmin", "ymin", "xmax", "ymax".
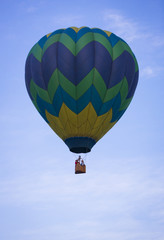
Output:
[
  {"xmin": 60, "ymin": 33, "xmax": 76, "ymax": 55},
  {"xmin": 120, "ymin": 77, "xmax": 128, "ymax": 102},
  {"xmin": 93, "ymin": 33, "xmax": 113, "ymax": 58},
  {"xmin": 29, "ymin": 44, "xmax": 42, "ymax": 62},
  {"xmin": 31, "ymin": 80, "xmax": 51, "ymax": 103},
  {"xmin": 76, "ymin": 70, "xmax": 93, "ymax": 99},
  {"xmin": 104, "ymin": 81, "xmax": 122, "ymax": 102},
  {"xmin": 42, "ymin": 34, "xmax": 61, "ymax": 55},
  {"xmin": 93, "ymin": 69, "xmax": 107, "ymax": 101},
  {"xmin": 47, "ymin": 69, "xmax": 60, "ymax": 100},
  {"xmin": 76, "ymin": 32, "xmax": 94, "ymax": 54},
  {"xmin": 113, "ymin": 41, "xmax": 133, "ymax": 60},
  {"xmin": 58, "ymin": 71, "xmax": 76, "ymax": 99},
  {"xmin": 30, "ymin": 80, "xmax": 41, "ymax": 112},
  {"xmin": 43, "ymin": 33, "xmax": 77, "ymax": 56},
  {"xmin": 30, "ymin": 79, "xmax": 37, "ymax": 100}
]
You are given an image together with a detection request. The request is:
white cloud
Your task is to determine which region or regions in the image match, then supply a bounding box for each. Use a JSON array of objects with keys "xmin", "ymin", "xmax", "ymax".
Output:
[
  {"xmin": 103, "ymin": 10, "xmax": 144, "ymax": 42},
  {"xmin": 141, "ymin": 66, "xmax": 154, "ymax": 78},
  {"xmin": 140, "ymin": 66, "xmax": 164, "ymax": 78}
]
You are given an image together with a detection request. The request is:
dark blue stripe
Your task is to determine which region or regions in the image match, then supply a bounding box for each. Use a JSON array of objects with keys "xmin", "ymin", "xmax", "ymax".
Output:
[
  {"xmin": 108, "ymin": 51, "xmax": 136, "ymax": 88},
  {"xmin": 124, "ymin": 51, "xmax": 136, "ymax": 88},
  {"xmin": 76, "ymin": 41, "xmax": 95, "ymax": 84},
  {"xmin": 57, "ymin": 42, "xmax": 76, "ymax": 84},
  {"xmin": 25, "ymin": 55, "xmax": 33, "ymax": 100},
  {"xmin": 27, "ymin": 54, "xmax": 46, "ymax": 89},
  {"xmin": 127, "ymin": 70, "xmax": 139, "ymax": 98},
  {"xmin": 41, "ymin": 43, "xmax": 58, "ymax": 88},
  {"xmin": 94, "ymin": 41, "xmax": 113, "ymax": 87}
]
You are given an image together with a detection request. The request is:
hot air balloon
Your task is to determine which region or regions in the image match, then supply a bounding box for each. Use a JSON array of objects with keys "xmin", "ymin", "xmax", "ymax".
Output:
[{"xmin": 25, "ymin": 27, "xmax": 139, "ymax": 173}]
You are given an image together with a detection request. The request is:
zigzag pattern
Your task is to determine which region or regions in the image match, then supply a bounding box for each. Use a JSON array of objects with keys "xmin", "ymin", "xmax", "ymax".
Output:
[{"xmin": 25, "ymin": 27, "xmax": 139, "ymax": 144}]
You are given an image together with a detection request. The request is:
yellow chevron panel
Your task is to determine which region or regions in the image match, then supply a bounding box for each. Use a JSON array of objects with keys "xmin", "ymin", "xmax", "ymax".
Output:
[
  {"xmin": 86, "ymin": 103, "xmax": 98, "ymax": 127},
  {"xmin": 93, "ymin": 109, "xmax": 113, "ymax": 129},
  {"xmin": 90, "ymin": 121, "xmax": 116, "ymax": 141},
  {"xmin": 58, "ymin": 103, "xmax": 98, "ymax": 129},
  {"xmin": 46, "ymin": 33, "xmax": 52, "ymax": 38},
  {"xmin": 88, "ymin": 109, "xmax": 116, "ymax": 141},
  {"xmin": 78, "ymin": 103, "xmax": 96, "ymax": 127},
  {"xmin": 90, "ymin": 125, "xmax": 103, "ymax": 140},
  {"xmin": 63, "ymin": 121, "xmax": 76, "ymax": 138},
  {"xmin": 59, "ymin": 103, "xmax": 71, "ymax": 128},
  {"xmin": 45, "ymin": 110, "xmax": 66, "ymax": 139},
  {"xmin": 70, "ymin": 27, "xmax": 79, "ymax": 32},
  {"xmin": 98, "ymin": 121, "xmax": 116, "ymax": 140},
  {"xmin": 46, "ymin": 104, "xmax": 117, "ymax": 142},
  {"xmin": 79, "ymin": 121, "xmax": 92, "ymax": 137},
  {"xmin": 104, "ymin": 30, "xmax": 112, "ymax": 37},
  {"xmin": 60, "ymin": 104, "xmax": 77, "ymax": 127}
]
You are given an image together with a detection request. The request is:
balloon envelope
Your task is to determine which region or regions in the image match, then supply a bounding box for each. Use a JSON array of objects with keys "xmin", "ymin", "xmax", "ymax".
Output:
[{"xmin": 25, "ymin": 27, "xmax": 139, "ymax": 153}]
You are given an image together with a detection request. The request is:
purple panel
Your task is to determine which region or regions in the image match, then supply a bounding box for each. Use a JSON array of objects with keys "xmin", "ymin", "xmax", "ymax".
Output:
[{"xmin": 94, "ymin": 41, "xmax": 113, "ymax": 87}]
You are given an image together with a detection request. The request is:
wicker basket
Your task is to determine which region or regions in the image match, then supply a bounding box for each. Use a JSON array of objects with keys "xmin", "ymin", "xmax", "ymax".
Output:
[{"xmin": 75, "ymin": 163, "xmax": 86, "ymax": 174}]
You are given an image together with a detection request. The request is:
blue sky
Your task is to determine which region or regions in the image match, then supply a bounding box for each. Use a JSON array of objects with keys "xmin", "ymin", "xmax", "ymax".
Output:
[{"xmin": 0, "ymin": 0, "xmax": 164, "ymax": 239}]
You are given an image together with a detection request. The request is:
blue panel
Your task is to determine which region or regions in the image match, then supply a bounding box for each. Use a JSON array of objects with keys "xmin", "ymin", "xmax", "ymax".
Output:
[
  {"xmin": 30, "ymin": 54, "xmax": 46, "ymax": 89},
  {"xmin": 124, "ymin": 51, "xmax": 135, "ymax": 87},
  {"xmin": 77, "ymin": 87, "xmax": 92, "ymax": 113},
  {"xmin": 25, "ymin": 55, "xmax": 33, "ymax": 100},
  {"xmin": 76, "ymin": 27, "xmax": 92, "ymax": 42},
  {"xmin": 92, "ymin": 28, "xmax": 109, "ymax": 38},
  {"xmin": 108, "ymin": 52, "xmax": 126, "ymax": 88},
  {"xmin": 51, "ymin": 85, "xmax": 104, "ymax": 115},
  {"xmin": 38, "ymin": 35, "xmax": 48, "ymax": 49},
  {"xmin": 91, "ymin": 86, "xmax": 103, "ymax": 114},
  {"xmin": 48, "ymin": 29, "xmax": 65, "ymax": 38},
  {"xmin": 61, "ymin": 87, "xmax": 77, "ymax": 112},
  {"xmin": 52, "ymin": 86, "xmax": 63, "ymax": 116},
  {"xmin": 108, "ymin": 33, "xmax": 120, "ymax": 47},
  {"xmin": 76, "ymin": 41, "xmax": 95, "ymax": 84},
  {"xmin": 127, "ymin": 70, "xmax": 139, "ymax": 98},
  {"xmin": 36, "ymin": 87, "xmax": 63, "ymax": 118},
  {"xmin": 41, "ymin": 43, "xmax": 58, "ymax": 88},
  {"xmin": 63, "ymin": 28, "xmax": 77, "ymax": 42},
  {"xmin": 116, "ymin": 109, "xmax": 126, "ymax": 122},
  {"xmin": 57, "ymin": 42, "xmax": 76, "ymax": 84},
  {"xmin": 98, "ymin": 97, "xmax": 115, "ymax": 116},
  {"xmin": 111, "ymin": 93, "xmax": 122, "ymax": 122},
  {"xmin": 94, "ymin": 41, "xmax": 112, "ymax": 87}
]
